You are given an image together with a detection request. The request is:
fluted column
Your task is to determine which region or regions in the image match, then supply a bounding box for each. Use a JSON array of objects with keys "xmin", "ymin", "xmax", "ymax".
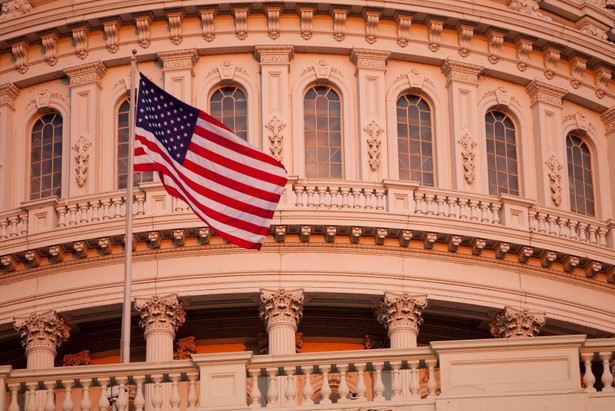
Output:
[
  {"xmin": 489, "ymin": 306, "xmax": 546, "ymax": 338},
  {"xmin": 135, "ymin": 295, "xmax": 186, "ymax": 362},
  {"xmin": 14, "ymin": 311, "xmax": 70, "ymax": 369},
  {"xmin": 377, "ymin": 292, "xmax": 427, "ymax": 348},
  {"xmin": 259, "ymin": 289, "xmax": 304, "ymax": 355}
]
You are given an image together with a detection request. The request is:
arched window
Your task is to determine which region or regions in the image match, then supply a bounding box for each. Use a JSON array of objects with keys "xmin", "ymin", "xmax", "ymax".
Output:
[
  {"xmin": 30, "ymin": 113, "xmax": 63, "ymax": 200},
  {"xmin": 117, "ymin": 99, "xmax": 153, "ymax": 189},
  {"xmin": 210, "ymin": 86, "xmax": 248, "ymax": 140},
  {"xmin": 397, "ymin": 94, "xmax": 434, "ymax": 186},
  {"xmin": 566, "ymin": 133, "xmax": 595, "ymax": 216},
  {"xmin": 485, "ymin": 110, "xmax": 519, "ymax": 195},
  {"xmin": 304, "ymin": 85, "xmax": 342, "ymax": 179}
]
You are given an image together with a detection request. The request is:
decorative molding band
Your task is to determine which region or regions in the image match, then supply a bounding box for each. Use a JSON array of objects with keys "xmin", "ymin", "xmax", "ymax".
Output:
[
  {"xmin": 441, "ymin": 59, "xmax": 483, "ymax": 85},
  {"xmin": 0, "ymin": 83, "xmax": 20, "ymax": 109},
  {"xmin": 157, "ymin": 49, "xmax": 199, "ymax": 71},
  {"xmin": 254, "ymin": 44, "xmax": 295, "ymax": 64},
  {"xmin": 63, "ymin": 61, "xmax": 107, "ymax": 87},
  {"xmin": 526, "ymin": 79, "xmax": 567, "ymax": 107},
  {"xmin": 350, "ymin": 48, "xmax": 391, "ymax": 70}
]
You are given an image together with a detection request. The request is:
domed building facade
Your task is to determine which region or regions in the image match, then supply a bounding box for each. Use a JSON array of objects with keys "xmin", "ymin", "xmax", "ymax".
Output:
[{"xmin": 0, "ymin": 0, "xmax": 614, "ymax": 410}]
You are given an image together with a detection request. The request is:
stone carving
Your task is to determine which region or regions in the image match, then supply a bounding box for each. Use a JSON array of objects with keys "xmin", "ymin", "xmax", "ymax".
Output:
[
  {"xmin": 489, "ymin": 306, "xmax": 546, "ymax": 338},
  {"xmin": 173, "ymin": 336, "xmax": 196, "ymax": 359},
  {"xmin": 399, "ymin": 230, "xmax": 412, "ymax": 247},
  {"xmin": 63, "ymin": 61, "xmax": 107, "ymax": 87},
  {"xmin": 98, "ymin": 237, "xmax": 112, "ymax": 254},
  {"xmin": 266, "ymin": 6, "xmax": 281, "ymax": 39},
  {"xmin": 298, "ymin": 7, "xmax": 314, "ymax": 40},
  {"xmin": 441, "ymin": 59, "xmax": 482, "ymax": 84},
  {"xmin": 135, "ymin": 295, "xmax": 186, "ymax": 333},
  {"xmin": 14, "ymin": 311, "xmax": 70, "ymax": 350},
  {"xmin": 274, "ymin": 225, "xmax": 286, "ymax": 242},
  {"xmin": 266, "ymin": 116, "xmax": 286, "ymax": 162},
  {"xmin": 259, "ymin": 289, "xmax": 304, "ymax": 328},
  {"xmin": 509, "ymin": 0, "xmax": 551, "ymax": 21},
  {"xmin": 135, "ymin": 15, "xmax": 152, "ymax": 48},
  {"xmin": 0, "ymin": 83, "xmax": 19, "ymax": 109},
  {"xmin": 198, "ymin": 227, "xmax": 210, "ymax": 244},
  {"xmin": 448, "ymin": 235, "xmax": 462, "ymax": 252},
  {"xmin": 11, "ymin": 41, "xmax": 28, "ymax": 74},
  {"xmin": 483, "ymin": 86, "xmax": 512, "ymax": 107},
  {"xmin": 364, "ymin": 334, "xmax": 390, "ymax": 349},
  {"xmin": 62, "ymin": 350, "xmax": 90, "ymax": 366},
  {"xmin": 542, "ymin": 47, "xmax": 560, "ymax": 80},
  {"xmin": 72, "ymin": 26, "xmax": 90, "ymax": 59},
  {"xmin": 545, "ymin": 155, "xmax": 562, "ymax": 206},
  {"xmin": 541, "ymin": 250, "xmax": 557, "ymax": 268},
  {"xmin": 601, "ymin": 107, "xmax": 615, "ymax": 133},
  {"xmin": 496, "ymin": 242, "xmax": 510, "ymax": 259},
  {"xmin": 331, "ymin": 8, "xmax": 349, "ymax": 42},
  {"xmin": 579, "ymin": 22, "xmax": 607, "ymax": 40},
  {"xmin": 300, "ymin": 225, "xmax": 311, "ymax": 242},
  {"xmin": 364, "ymin": 120, "xmax": 383, "ymax": 171},
  {"xmin": 458, "ymin": 133, "xmax": 477, "ymax": 184},
  {"xmin": 427, "ymin": 19, "xmax": 444, "ymax": 52},
  {"xmin": 594, "ymin": 66, "xmax": 611, "ymax": 99},
  {"xmin": 167, "ymin": 12, "xmax": 184, "ymax": 45},
  {"xmin": 375, "ymin": 228, "xmax": 388, "ymax": 245},
  {"xmin": 254, "ymin": 44, "xmax": 294, "ymax": 64},
  {"xmin": 395, "ymin": 14, "xmax": 412, "ymax": 47},
  {"xmin": 585, "ymin": 261, "xmax": 602, "ymax": 279},
  {"xmin": 563, "ymin": 255, "xmax": 580, "ymax": 273},
  {"xmin": 325, "ymin": 226, "xmax": 337, "ymax": 242},
  {"xmin": 569, "ymin": 56, "xmax": 586, "ymax": 89},
  {"xmin": 200, "ymin": 9, "xmax": 216, "ymax": 42},
  {"xmin": 232, "ymin": 7, "xmax": 249, "ymax": 40},
  {"xmin": 487, "ymin": 30, "xmax": 504, "ymax": 64},
  {"xmin": 515, "ymin": 38, "xmax": 532, "ymax": 71},
  {"xmin": 0, "ymin": 0, "xmax": 32, "ymax": 21},
  {"xmin": 472, "ymin": 238, "xmax": 486, "ymax": 255},
  {"xmin": 157, "ymin": 49, "xmax": 199, "ymax": 71},
  {"xmin": 350, "ymin": 48, "xmax": 390, "ymax": 70},
  {"xmin": 24, "ymin": 250, "xmax": 40, "ymax": 267},
  {"xmin": 457, "ymin": 24, "xmax": 473, "ymax": 58},
  {"xmin": 103, "ymin": 21, "xmax": 120, "ymax": 53},
  {"xmin": 41, "ymin": 33, "xmax": 59, "ymax": 66},
  {"xmin": 363, "ymin": 10, "xmax": 380, "ymax": 44},
  {"xmin": 73, "ymin": 136, "xmax": 92, "ymax": 187},
  {"xmin": 526, "ymin": 80, "xmax": 567, "ymax": 106},
  {"xmin": 1, "ymin": 255, "xmax": 17, "ymax": 272},
  {"xmin": 377, "ymin": 292, "xmax": 428, "ymax": 334},
  {"xmin": 518, "ymin": 246, "xmax": 534, "ymax": 263}
]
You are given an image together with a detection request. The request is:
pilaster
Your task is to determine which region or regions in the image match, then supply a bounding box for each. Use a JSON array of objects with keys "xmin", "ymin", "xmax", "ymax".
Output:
[
  {"xmin": 602, "ymin": 107, "xmax": 615, "ymax": 221},
  {"xmin": 441, "ymin": 59, "xmax": 484, "ymax": 192},
  {"xmin": 525, "ymin": 80, "xmax": 568, "ymax": 208},
  {"xmin": 254, "ymin": 45, "xmax": 294, "ymax": 164},
  {"xmin": 157, "ymin": 49, "xmax": 199, "ymax": 103},
  {"xmin": 0, "ymin": 83, "xmax": 19, "ymax": 210},
  {"xmin": 259, "ymin": 289, "xmax": 304, "ymax": 355},
  {"xmin": 350, "ymin": 48, "xmax": 391, "ymax": 182},
  {"xmin": 377, "ymin": 292, "xmax": 427, "ymax": 348},
  {"xmin": 13, "ymin": 311, "xmax": 70, "ymax": 369},
  {"xmin": 135, "ymin": 294, "xmax": 186, "ymax": 362},
  {"xmin": 489, "ymin": 306, "xmax": 546, "ymax": 338},
  {"xmin": 63, "ymin": 61, "xmax": 107, "ymax": 197}
]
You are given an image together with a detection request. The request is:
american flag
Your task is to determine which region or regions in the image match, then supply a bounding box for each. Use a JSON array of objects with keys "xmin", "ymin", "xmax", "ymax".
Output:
[{"xmin": 134, "ymin": 73, "xmax": 288, "ymax": 250}]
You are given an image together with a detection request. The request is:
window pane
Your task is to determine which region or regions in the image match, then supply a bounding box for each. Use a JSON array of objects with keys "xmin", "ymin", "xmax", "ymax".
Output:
[
  {"xmin": 117, "ymin": 98, "xmax": 153, "ymax": 188},
  {"xmin": 397, "ymin": 94, "xmax": 433, "ymax": 185},
  {"xmin": 567, "ymin": 133, "xmax": 595, "ymax": 216},
  {"xmin": 30, "ymin": 113, "xmax": 62, "ymax": 200},
  {"xmin": 485, "ymin": 110, "xmax": 518, "ymax": 196}
]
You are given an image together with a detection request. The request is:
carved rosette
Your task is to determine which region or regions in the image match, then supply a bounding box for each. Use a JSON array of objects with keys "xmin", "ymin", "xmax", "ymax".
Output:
[
  {"xmin": 259, "ymin": 289, "xmax": 304, "ymax": 331},
  {"xmin": 458, "ymin": 133, "xmax": 477, "ymax": 184},
  {"xmin": 377, "ymin": 292, "xmax": 427, "ymax": 335},
  {"xmin": 135, "ymin": 294, "xmax": 186, "ymax": 336},
  {"xmin": 364, "ymin": 120, "xmax": 384, "ymax": 171},
  {"xmin": 265, "ymin": 116, "xmax": 286, "ymax": 162},
  {"xmin": 545, "ymin": 155, "xmax": 563, "ymax": 206},
  {"xmin": 73, "ymin": 136, "xmax": 92, "ymax": 187},
  {"xmin": 489, "ymin": 306, "xmax": 546, "ymax": 338},
  {"xmin": 14, "ymin": 311, "xmax": 70, "ymax": 354}
]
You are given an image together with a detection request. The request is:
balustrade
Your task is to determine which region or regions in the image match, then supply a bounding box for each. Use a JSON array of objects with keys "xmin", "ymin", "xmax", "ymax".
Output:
[{"xmin": 580, "ymin": 340, "xmax": 615, "ymax": 394}]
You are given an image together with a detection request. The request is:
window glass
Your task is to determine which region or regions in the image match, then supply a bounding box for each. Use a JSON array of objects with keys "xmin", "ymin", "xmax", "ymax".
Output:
[
  {"xmin": 485, "ymin": 111, "xmax": 519, "ymax": 195},
  {"xmin": 567, "ymin": 133, "xmax": 595, "ymax": 216},
  {"xmin": 397, "ymin": 94, "xmax": 434, "ymax": 186},
  {"xmin": 210, "ymin": 86, "xmax": 248, "ymax": 140},
  {"xmin": 118, "ymin": 99, "xmax": 154, "ymax": 189},
  {"xmin": 31, "ymin": 113, "xmax": 63, "ymax": 200}
]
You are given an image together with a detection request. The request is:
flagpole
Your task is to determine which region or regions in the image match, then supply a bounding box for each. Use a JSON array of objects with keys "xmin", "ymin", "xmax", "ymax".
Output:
[{"xmin": 120, "ymin": 50, "xmax": 138, "ymax": 364}]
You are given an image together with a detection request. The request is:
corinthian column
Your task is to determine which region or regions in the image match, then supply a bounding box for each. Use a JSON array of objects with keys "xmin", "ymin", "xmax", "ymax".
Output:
[
  {"xmin": 259, "ymin": 289, "xmax": 304, "ymax": 355},
  {"xmin": 135, "ymin": 295, "xmax": 186, "ymax": 362},
  {"xmin": 14, "ymin": 311, "xmax": 70, "ymax": 369},
  {"xmin": 377, "ymin": 292, "xmax": 427, "ymax": 348},
  {"xmin": 489, "ymin": 306, "xmax": 546, "ymax": 338}
]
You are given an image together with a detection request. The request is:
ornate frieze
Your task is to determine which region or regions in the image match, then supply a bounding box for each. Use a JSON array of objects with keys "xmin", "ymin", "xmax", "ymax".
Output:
[
  {"xmin": 63, "ymin": 61, "xmax": 107, "ymax": 87},
  {"xmin": 254, "ymin": 44, "xmax": 295, "ymax": 64},
  {"xmin": 364, "ymin": 120, "xmax": 383, "ymax": 171},
  {"xmin": 363, "ymin": 10, "xmax": 381, "ymax": 44},
  {"xmin": 542, "ymin": 47, "xmax": 560, "ymax": 80},
  {"xmin": 441, "ymin": 59, "xmax": 483, "ymax": 85},
  {"xmin": 135, "ymin": 15, "xmax": 152, "ymax": 48},
  {"xmin": 487, "ymin": 29, "xmax": 504, "ymax": 64},
  {"xmin": 593, "ymin": 66, "xmax": 611, "ymax": 98},
  {"xmin": 298, "ymin": 6, "xmax": 314, "ymax": 40},
  {"xmin": 377, "ymin": 292, "xmax": 427, "ymax": 333},
  {"xmin": 458, "ymin": 133, "xmax": 477, "ymax": 184},
  {"xmin": 166, "ymin": 11, "xmax": 184, "ymax": 45},
  {"xmin": 515, "ymin": 37, "xmax": 532, "ymax": 71},
  {"xmin": 331, "ymin": 8, "xmax": 349, "ymax": 42},
  {"xmin": 526, "ymin": 79, "xmax": 567, "ymax": 106},
  {"xmin": 569, "ymin": 56, "xmax": 586, "ymax": 89},
  {"xmin": 232, "ymin": 6, "xmax": 249, "ymax": 40},
  {"xmin": 173, "ymin": 336, "xmax": 196, "ymax": 360},
  {"xmin": 457, "ymin": 24, "xmax": 474, "ymax": 58},
  {"xmin": 427, "ymin": 18, "xmax": 444, "ymax": 52},
  {"xmin": 350, "ymin": 48, "xmax": 390, "ymax": 70},
  {"xmin": 157, "ymin": 49, "xmax": 199, "ymax": 71},
  {"xmin": 200, "ymin": 8, "xmax": 217, "ymax": 42},
  {"xmin": 135, "ymin": 294, "xmax": 186, "ymax": 334},
  {"xmin": 489, "ymin": 306, "xmax": 546, "ymax": 338},
  {"xmin": 265, "ymin": 5, "xmax": 281, "ymax": 39},
  {"xmin": 73, "ymin": 136, "xmax": 92, "ymax": 187},
  {"xmin": 578, "ymin": 21, "xmax": 607, "ymax": 40},
  {"xmin": 14, "ymin": 311, "xmax": 70, "ymax": 351},
  {"xmin": 71, "ymin": 25, "xmax": 90, "ymax": 59},
  {"xmin": 0, "ymin": 0, "xmax": 32, "ymax": 21},
  {"xmin": 601, "ymin": 107, "xmax": 615, "ymax": 133},
  {"xmin": 545, "ymin": 155, "xmax": 562, "ymax": 206},
  {"xmin": 11, "ymin": 40, "xmax": 29, "ymax": 74},
  {"xmin": 509, "ymin": 0, "xmax": 551, "ymax": 21},
  {"xmin": 103, "ymin": 20, "xmax": 120, "ymax": 53},
  {"xmin": 266, "ymin": 115, "xmax": 286, "ymax": 162},
  {"xmin": 41, "ymin": 32, "xmax": 59, "ymax": 66},
  {"xmin": 259, "ymin": 289, "xmax": 304, "ymax": 329},
  {"xmin": 0, "ymin": 83, "xmax": 20, "ymax": 109},
  {"xmin": 395, "ymin": 14, "xmax": 412, "ymax": 47}
]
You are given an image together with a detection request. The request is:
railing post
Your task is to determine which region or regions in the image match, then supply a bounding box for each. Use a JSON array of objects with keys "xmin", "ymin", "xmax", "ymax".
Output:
[
  {"xmin": 80, "ymin": 379, "xmax": 92, "ymax": 411},
  {"xmin": 581, "ymin": 352, "xmax": 597, "ymax": 392}
]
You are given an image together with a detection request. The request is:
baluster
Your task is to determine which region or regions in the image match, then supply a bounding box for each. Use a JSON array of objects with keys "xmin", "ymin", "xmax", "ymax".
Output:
[
  {"xmin": 89, "ymin": 200, "xmax": 100, "ymax": 222},
  {"xmin": 133, "ymin": 376, "xmax": 145, "ymax": 411},
  {"xmin": 372, "ymin": 362, "xmax": 385, "ymax": 402},
  {"xmin": 135, "ymin": 192, "xmax": 146, "ymax": 215},
  {"xmin": 294, "ymin": 185, "xmax": 305, "ymax": 207},
  {"xmin": 101, "ymin": 200, "xmax": 111, "ymax": 220},
  {"xmin": 337, "ymin": 364, "xmax": 350, "ymax": 402},
  {"xmin": 284, "ymin": 367, "xmax": 297, "ymax": 404},
  {"xmin": 25, "ymin": 382, "xmax": 37, "ymax": 411},
  {"xmin": 354, "ymin": 363, "xmax": 367, "ymax": 402},
  {"xmin": 598, "ymin": 228, "xmax": 608, "ymax": 247},
  {"xmin": 329, "ymin": 187, "xmax": 340, "ymax": 208},
  {"xmin": 306, "ymin": 187, "xmax": 316, "ymax": 207},
  {"xmin": 80, "ymin": 379, "xmax": 92, "ymax": 411},
  {"xmin": 352, "ymin": 189, "xmax": 362, "ymax": 209},
  {"xmin": 588, "ymin": 226, "xmax": 598, "ymax": 245},
  {"xmin": 151, "ymin": 375, "xmax": 164, "ymax": 411},
  {"xmin": 56, "ymin": 205, "xmax": 68, "ymax": 227},
  {"xmin": 426, "ymin": 359, "xmax": 438, "ymax": 398},
  {"xmin": 581, "ymin": 353, "xmax": 596, "ymax": 392},
  {"xmin": 98, "ymin": 378, "xmax": 111, "ymax": 411},
  {"xmin": 469, "ymin": 200, "xmax": 479, "ymax": 221},
  {"xmin": 186, "ymin": 373, "xmax": 198, "ymax": 410},
  {"xmin": 319, "ymin": 365, "xmax": 332, "ymax": 404},
  {"xmin": 375, "ymin": 189, "xmax": 385, "ymax": 210},
  {"xmin": 479, "ymin": 202, "xmax": 490, "ymax": 223},
  {"xmin": 408, "ymin": 361, "xmax": 420, "ymax": 399},
  {"xmin": 458, "ymin": 198, "xmax": 469, "ymax": 219},
  {"xmin": 317, "ymin": 187, "xmax": 328, "ymax": 208},
  {"xmin": 113, "ymin": 198, "xmax": 123, "ymax": 218},
  {"xmin": 8, "ymin": 216, "xmax": 19, "ymax": 236},
  {"xmin": 79, "ymin": 203, "xmax": 90, "ymax": 223},
  {"xmin": 266, "ymin": 368, "xmax": 279, "ymax": 406},
  {"xmin": 537, "ymin": 213, "xmax": 547, "ymax": 233},
  {"xmin": 8, "ymin": 383, "xmax": 20, "ymax": 411},
  {"xmin": 19, "ymin": 214, "xmax": 29, "ymax": 236},
  {"xmin": 44, "ymin": 381, "xmax": 56, "ymax": 411},
  {"xmin": 599, "ymin": 352, "xmax": 614, "ymax": 392},
  {"xmin": 414, "ymin": 192, "xmax": 425, "ymax": 215},
  {"xmin": 390, "ymin": 361, "xmax": 402, "ymax": 401},
  {"xmin": 491, "ymin": 203, "xmax": 501, "ymax": 225},
  {"xmin": 436, "ymin": 196, "xmax": 446, "ymax": 216},
  {"xmin": 578, "ymin": 223, "xmax": 588, "ymax": 242},
  {"xmin": 424, "ymin": 194, "xmax": 434, "ymax": 215},
  {"xmin": 248, "ymin": 369, "xmax": 262, "ymax": 408},
  {"xmin": 447, "ymin": 197, "xmax": 458, "ymax": 218},
  {"xmin": 68, "ymin": 204, "xmax": 78, "ymax": 226},
  {"xmin": 62, "ymin": 380, "xmax": 75, "ymax": 411},
  {"xmin": 364, "ymin": 189, "xmax": 374, "ymax": 210},
  {"xmin": 301, "ymin": 366, "xmax": 314, "ymax": 405},
  {"xmin": 169, "ymin": 374, "xmax": 181, "ymax": 411},
  {"xmin": 528, "ymin": 209, "xmax": 537, "ymax": 231},
  {"xmin": 567, "ymin": 220, "xmax": 578, "ymax": 240},
  {"xmin": 340, "ymin": 187, "xmax": 351, "ymax": 208},
  {"xmin": 547, "ymin": 215, "xmax": 557, "ymax": 235},
  {"xmin": 558, "ymin": 218, "xmax": 568, "ymax": 238},
  {"xmin": 0, "ymin": 219, "xmax": 8, "ymax": 239},
  {"xmin": 115, "ymin": 377, "xmax": 128, "ymax": 411}
]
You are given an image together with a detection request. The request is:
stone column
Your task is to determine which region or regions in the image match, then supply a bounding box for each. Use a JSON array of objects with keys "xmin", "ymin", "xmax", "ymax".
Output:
[
  {"xmin": 13, "ymin": 311, "xmax": 70, "ymax": 369},
  {"xmin": 0, "ymin": 83, "xmax": 19, "ymax": 211},
  {"xmin": 441, "ymin": 59, "xmax": 484, "ymax": 192},
  {"xmin": 350, "ymin": 48, "xmax": 391, "ymax": 182},
  {"xmin": 135, "ymin": 294, "xmax": 186, "ymax": 362},
  {"xmin": 259, "ymin": 289, "xmax": 304, "ymax": 355},
  {"xmin": 489, "ymin": 306, "xmax": 546, "ymax": 338},
  {"xmin": 377, "ymin": 292, "xmax": 427, "ymax": 348},
  {"xmin": 254, "ymin": 45, "xmax": 294, "ymax": 165},
  {"xmin": 157, "ymin": 49, "xmax": 199, "ymax": 103}
]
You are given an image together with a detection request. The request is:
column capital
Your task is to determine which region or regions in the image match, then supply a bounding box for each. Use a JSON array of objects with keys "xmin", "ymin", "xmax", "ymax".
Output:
[
  {"xmin": 63, "ymin": 61, "xmax": 107, "ymax": 87},
  {"xmin": 0, "ymin": 83, "xmax": 19, "ymax": 109},
  {"xmin": 377, "ymin": 292, "xmax": 427, "ymax": 333},
  {"xmin": 489, "ymin": 306, "xmax": 546, "ymax": 338},
  {"xmin": 601, "ymin": 106, "xmax": 615, "ymax": 134},
  {"xmin": 259, "ymin": 288, "xmax": 304, "ymax": 330},
  {"xmin": 350, "ymin": 48, "xmax": 391, "ymax": 71},
  {"xmin": 441, "ymin": 58, "xmax": 483, "ymax": 85},
  {"xmin": 157, "ymin": 48, "xmax": 199, "ymax": 71},
  {"xmin": 254, "ymin": 44, "xmax": 294, "ymax": 64},
  {"xmin": 14, "ymin": 311, "xmax": 70, "ymax": 352},
  {"xmin": 135, "ymin": 294, "xmax": 186, "ymax": 335},
  {"xmin": 525, "ymin": 79, "xmax": 567, "ymax": 107}
]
